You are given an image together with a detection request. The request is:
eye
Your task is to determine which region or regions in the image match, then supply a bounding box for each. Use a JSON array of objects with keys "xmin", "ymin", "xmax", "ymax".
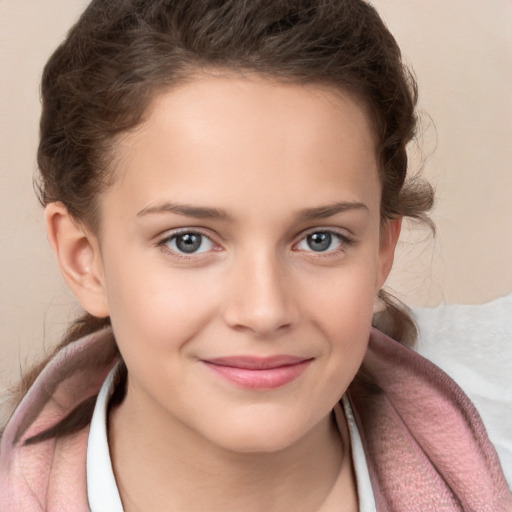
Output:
[
  {"xmin": 295, "ymin": 231, "xmax": 347, "ymax": 253},
  {"xmin": 161, "ymin": 232, "xmax": 215, "ymax": 255}
]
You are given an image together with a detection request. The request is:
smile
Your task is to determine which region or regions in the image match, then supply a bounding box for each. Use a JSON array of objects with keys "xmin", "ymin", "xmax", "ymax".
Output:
[{"xmin": 200, "ymin": 356, "xmax": 313, "ymax": 389}]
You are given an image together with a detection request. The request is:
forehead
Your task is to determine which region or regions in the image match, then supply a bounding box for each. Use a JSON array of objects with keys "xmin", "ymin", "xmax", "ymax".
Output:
[{"xmin": 106, "ymin": 75, "xmax": 380, "ymax": 221}]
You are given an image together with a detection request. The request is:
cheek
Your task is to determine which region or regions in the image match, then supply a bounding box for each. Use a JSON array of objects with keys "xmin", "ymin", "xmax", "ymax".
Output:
[
  {"xmin": 303, "ymin": 256, "xmax": 378, "ymax": 364},
  {"xmin": 103, "ymin": 259, "xmax": 219, "ymax": 359},
  {"xmin": 304, "ymin": 257, "xmax": 378, "ymax": 326}
]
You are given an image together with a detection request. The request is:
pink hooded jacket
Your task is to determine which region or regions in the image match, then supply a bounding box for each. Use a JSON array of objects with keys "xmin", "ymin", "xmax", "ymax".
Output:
[{"xmin": 1, "ymin": 328, "xmax": 511, "ymax": 511}]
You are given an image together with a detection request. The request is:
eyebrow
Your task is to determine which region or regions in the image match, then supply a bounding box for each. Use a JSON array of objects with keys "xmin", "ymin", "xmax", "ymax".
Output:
[
  {"xmin": 296, "ymin": 201, "xmax": 369, "ymax": 220},
  {"xmin": 137, "ymin": 202, "xmax": 231, "ymax": 220},
  {"xmin": 136, "ymin": 201, "xmax": 368, "ymax": 221}
]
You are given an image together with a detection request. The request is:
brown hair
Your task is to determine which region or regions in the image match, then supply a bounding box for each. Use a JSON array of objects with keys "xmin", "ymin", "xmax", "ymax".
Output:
[{"xmin": 9, "ymin": 0, "xmax": 433, "ymax": 439}]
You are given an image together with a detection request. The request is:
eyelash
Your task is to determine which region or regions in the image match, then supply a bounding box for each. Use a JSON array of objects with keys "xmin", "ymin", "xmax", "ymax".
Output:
[
  {"xmin": 156, "ymin": 228, "xmax": 218, "ymax": 259},
  {"xmin": 156, "ymin": 227, "xmax": 354, "ymax": 259},
  {"xmin": 294, "ymin": 229, "xmax": 353, "ymax": 256}
]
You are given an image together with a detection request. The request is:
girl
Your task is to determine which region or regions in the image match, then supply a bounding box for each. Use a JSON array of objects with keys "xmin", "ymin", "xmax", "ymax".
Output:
[{"xmin": 1, "ymin": 1, "xmax": 510, "ymax": 510}]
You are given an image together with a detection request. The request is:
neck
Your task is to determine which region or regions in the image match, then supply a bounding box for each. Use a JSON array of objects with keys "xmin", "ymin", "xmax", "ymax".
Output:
[{"xmin": 109, "ymin": 381, "xmax": 357, "ymax": 512}]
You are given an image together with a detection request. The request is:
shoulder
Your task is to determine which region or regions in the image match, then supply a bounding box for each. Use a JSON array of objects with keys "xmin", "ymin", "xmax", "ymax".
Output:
[
  {"xmin": 0, "ymin": 328, "xmax": 118, "ymax": 511},
  {"xmin": 412, "ymin": 294, "xmax": 512, "ymax": 487}
]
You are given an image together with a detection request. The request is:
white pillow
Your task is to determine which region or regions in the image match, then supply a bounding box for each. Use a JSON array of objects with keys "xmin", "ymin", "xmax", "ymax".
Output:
[{"xmin": 413, "ymin": 294, "xmax": 512, "ymax": 487}]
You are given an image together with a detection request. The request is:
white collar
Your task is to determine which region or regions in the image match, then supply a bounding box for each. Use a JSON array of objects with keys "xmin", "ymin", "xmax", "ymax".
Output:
[
  {"xmin": 87, "ymin": 366, "xmax": 124, "ymax": 512},
  {"xmin": 86, "ymin": 368, "xmax": 376, "ymax": 512},
  {"xmin": 340, "ymin": 396, "xmax": 377, "ymax": 512}
]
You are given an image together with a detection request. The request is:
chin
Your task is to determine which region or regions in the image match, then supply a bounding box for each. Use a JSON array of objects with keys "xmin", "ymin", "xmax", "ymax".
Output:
[
  {"xmin": 219, "ymin": 429, "xmax": 303, "ymax": 454},
  {"xmin": 204, "ymin": 409, "xmax": 321, "ymax": 455}
]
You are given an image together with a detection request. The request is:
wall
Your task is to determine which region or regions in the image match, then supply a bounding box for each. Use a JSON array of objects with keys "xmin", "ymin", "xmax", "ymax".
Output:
[{"xmin": 1, "ymin": 0, "xmax": 511, "ymax": 391}]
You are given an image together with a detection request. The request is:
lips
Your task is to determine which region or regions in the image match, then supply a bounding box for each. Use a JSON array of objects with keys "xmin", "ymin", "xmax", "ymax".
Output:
[{"xmin": 200, "ymin": 355, "xmax": 313, "ymax": 389}]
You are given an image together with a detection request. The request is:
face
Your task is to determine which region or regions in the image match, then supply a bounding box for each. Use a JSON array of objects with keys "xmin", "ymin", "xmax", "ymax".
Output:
[{"xmin": 88, "ymin": 75, "xmax": 398, "ymax": 453}]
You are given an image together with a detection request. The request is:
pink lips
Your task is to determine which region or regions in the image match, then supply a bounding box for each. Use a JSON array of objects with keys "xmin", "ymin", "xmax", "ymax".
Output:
[{"xmin": 201, "ymin": 355, "xmax": 312, "ymax": 389}]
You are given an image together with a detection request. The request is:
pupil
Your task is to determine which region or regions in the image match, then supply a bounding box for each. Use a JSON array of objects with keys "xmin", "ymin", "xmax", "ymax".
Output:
[
  {"xmin": 176, "ymin": 233, "xmax": 201, "ymax": 253},
  {"xmin": 307, "ymin": 232, "xmax": 331, "ymax": 252}
]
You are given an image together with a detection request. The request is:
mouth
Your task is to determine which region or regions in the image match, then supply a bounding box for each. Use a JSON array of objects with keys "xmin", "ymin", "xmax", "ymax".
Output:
[{"xmin": 200, "ymin": 355, "xmax": 313, "ymax": 389}]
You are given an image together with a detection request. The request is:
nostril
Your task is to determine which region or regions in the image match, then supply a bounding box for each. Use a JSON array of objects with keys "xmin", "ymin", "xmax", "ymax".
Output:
[
  {"xmin": 222, "ymin": 292, "xmax": 299, "ymax": 337},
  {"xmin": 224, "ymin": 308, "xmax": 295, "ymax": 337}
]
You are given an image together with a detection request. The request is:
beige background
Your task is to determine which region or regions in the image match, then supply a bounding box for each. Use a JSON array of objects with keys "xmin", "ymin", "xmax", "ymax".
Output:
[{"xmin": 1, "ymin": 0, "xmax": 511, "ymax": 391}]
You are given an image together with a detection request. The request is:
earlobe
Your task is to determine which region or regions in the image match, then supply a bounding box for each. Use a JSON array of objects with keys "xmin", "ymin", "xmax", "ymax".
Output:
[
  {"xmin": 376, "ymin": 217, "xmax": 402, "ymax": 290},
  {"xmin": 45, "ymin": 202, "xmax": 109, "ymax": 318}
]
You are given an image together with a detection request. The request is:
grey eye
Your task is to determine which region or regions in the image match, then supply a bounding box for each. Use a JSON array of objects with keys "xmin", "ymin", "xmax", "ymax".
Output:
[
  {"xmin": 306, "ymin": 232, "xmax": 333, "ymax": 252},
  {"xmin": 176, "ymin": 233, "xmax": 202, "ymax": 253},
  {"xmin": 165, "ymin": 232, "xmax": 214, "ymax": 254},
  {"xmin": 296, "ymin": 231, "xmax": 344, "ymax": 253}
]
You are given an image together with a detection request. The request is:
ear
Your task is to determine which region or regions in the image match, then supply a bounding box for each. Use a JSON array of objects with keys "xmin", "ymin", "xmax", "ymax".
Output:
[
  {"xmin": 45, "ymin": 202, "xmax": 110, "ymax": 318},
  {"xmin": 376, "ymin": 217, "xmax": 402, "ymax": 290}
]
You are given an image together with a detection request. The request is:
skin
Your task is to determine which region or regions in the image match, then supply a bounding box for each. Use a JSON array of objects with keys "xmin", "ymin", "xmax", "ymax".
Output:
[{"xmin": 46, "ymin": 74, "xmax": 401, "ymax": 511}]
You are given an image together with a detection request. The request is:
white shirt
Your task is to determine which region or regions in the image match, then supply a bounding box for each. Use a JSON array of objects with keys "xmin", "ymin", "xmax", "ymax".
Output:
[{"xmin": 87, "ymin": 367, "xmax": 124, "ymax": 512}]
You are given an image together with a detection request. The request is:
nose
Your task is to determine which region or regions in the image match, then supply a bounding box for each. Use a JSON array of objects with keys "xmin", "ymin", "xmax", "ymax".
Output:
[{"xmin": 222, "ymin": 251, "xmax": 299, "ymax": 338}]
